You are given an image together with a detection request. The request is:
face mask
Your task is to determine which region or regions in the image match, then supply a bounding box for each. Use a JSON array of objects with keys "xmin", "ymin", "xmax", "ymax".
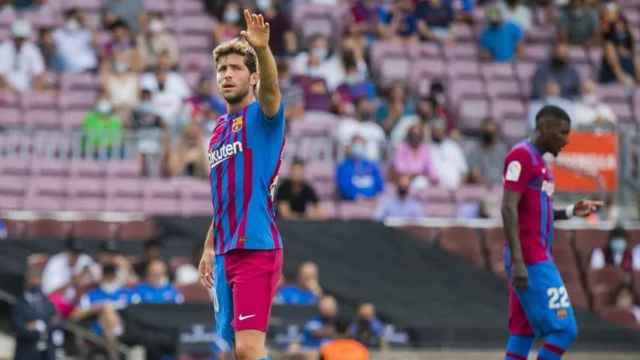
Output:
[
  {"xmin": 224, "ymin": 9, "xmax": 240, "ymax": 23},
  {"xmin": 551, "ymin": 57, "xmax": 567, "ymax": 68},
  {"xmin": 257, "ymin": 0, "xmax": 272, "ymax": 11},
  {"xmin": 610, "ymin": 238, "xmax": 627, "ymax": 253},
  {"xmin": 312, "ymin": 47, "xmax": 328, "ymax": 61},
  {"xmin": 154, "ymin": 277, "xmax": 169, "ymax": 287},
  {"xmin": 96, "ymin": 100, "xmax": 112, "ymax": 114},
  {"xmin": 114, "ymin": 61, "xmax": 128, "ymax": 73},
  {"xmin": 351, "ymin": 143, "xmax": 366, "ymax": 158},
  {"xmin": 583, "ymin": 93, "xmax": 598, "ymax": 105},
  {"xmin": 431, "ymin": 134, "xmax": 443, "ymax": 144},
  {"xmin": 397, "ymin": 187, "xmax": 408, "ymax": 198},
  {"xmin": 408, "ymin": 134, "xmax": 422, "ymax": 146},
  {"xmin": 149, "ymin": 19, "xmax": 164, "ymax": 33},
  {"xmin": 66, "ymin": 19, "xmax": 80, "ymax": 31},
  {"xmin": 481, "ymin": 131, "xmax": 495, "ymax": 144},
  {"xmin": 101, "ymin": 281, "xmax": 120, "ymax": 294},
  {"xmin": 345, "ymin": 74, "xmax": 361, "ymax": 85}
]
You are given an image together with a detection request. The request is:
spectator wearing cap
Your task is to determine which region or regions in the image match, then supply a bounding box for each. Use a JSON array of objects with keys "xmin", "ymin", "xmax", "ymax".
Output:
[
  {"xmin": 52, "ymin": 8, "xmax": 99, "ymax": 73},
  {"xmin": 531, "ymin": 41, "xmax": 581, "ymax": 100},
  {"xmin": 275, "ymin": 261, "xmax": 323, "ymax": 306},
  {"xmin": 336, "ymin": 96, "xmax": 386, "ymax": 162},
  {"xmin": 428, "ymin": 118, "xmax": 468, "ymax": 190},
  {"xmin": 590, "ymin": 225, "xmax": 640, "ymax": 272},
  {"xmin": 12, "ymin": 266, "xmax": 58, "ymax": 360},
  {"xmin": 276, "ymin": 159, "xmax": 323, "ymax": 220},
  {"xmin": 103, "ymin": 0, "xmax": 144, "ymax": 34},
  {"xmin": 497, "ymin": 0, "xmax": 532, "ymax": 33},
  {"xmin": 558, "ymin": 0, "xmax": 599, "ymax": 46},
  {"xmin": 0, "ymin": 19, "xmax": 46, "ymax": 92},
  {"xmin": 479, "ymin": 6, "xmax": 524, "ymax": 62},
  {"xmin": 130, "ymin": 260, "xmax": 183, "ymax": 305},
  {"xmin": 336, "ymin": 135, "xmax": 384, "ymax": 201},
  {"xmin": 465, "ymin": 118, "xmax": 508, "ymax": 186},
  {"xmin": 41, "ymin": 236, "xmax": 99, "ymax": 297},
  {"xmin": 134, "ymin": 238, "xmax": 163, "ymax": 279},
  {"xmin": 374, "ymin": 175, "xmax": 424, "ymax": 221},
  {"xmin": 137, "ymin": 12, "xmax": 179, "ymax": 70}
]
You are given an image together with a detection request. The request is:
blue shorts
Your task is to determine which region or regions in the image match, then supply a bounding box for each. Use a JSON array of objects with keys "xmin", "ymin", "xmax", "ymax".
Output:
[{"xmin": 508, "ymin": 260, "xmax": 577, "ymax": 338}]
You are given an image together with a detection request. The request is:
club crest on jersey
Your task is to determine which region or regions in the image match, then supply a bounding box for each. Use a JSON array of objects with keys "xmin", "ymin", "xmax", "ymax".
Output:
[
  {"xmin": 208, "ymin": 141, "xmax": 243, "ymax": 168},
  {"xmin": 542, "ymin": 180, "xmax": 555, "ymax": 196},
  {"xmin": 231, "ymin": 116, "xmax": 243, "ymax": 132}
]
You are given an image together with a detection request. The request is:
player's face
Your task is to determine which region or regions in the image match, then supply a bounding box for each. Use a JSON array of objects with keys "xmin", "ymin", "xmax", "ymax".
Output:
[
  {"xmin": 543, "ymin": 119, "xmax": 570, "ymax": 156},
  {"xmin": 216, "ymin": 53, "xmax": 257, "ymax": 105}
]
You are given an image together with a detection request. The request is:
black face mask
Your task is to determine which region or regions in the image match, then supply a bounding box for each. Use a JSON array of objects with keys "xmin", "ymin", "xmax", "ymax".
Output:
[
  {"xmin": 489, "ymin": 21, "xmax": 501, "ymax": 28},
  {"xmin": 551, "ymin": 56, "xmax": 567, "ymax": 68},
  {"xmin": 481, "ymin": 131, "xmax": 495, "ymax": 145},
  {"xmin": 431, "ymin": 135, "xmax": 443, "ymax": 144},
  {"xmin": 397, "ymin": 187, "xmax": 408, "ymax": 198}
]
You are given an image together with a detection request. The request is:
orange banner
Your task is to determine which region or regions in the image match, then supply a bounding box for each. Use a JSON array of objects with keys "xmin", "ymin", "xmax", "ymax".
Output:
[{"xmin": 553, "ymin": 132, "xmax": 618, "ymax": 192}]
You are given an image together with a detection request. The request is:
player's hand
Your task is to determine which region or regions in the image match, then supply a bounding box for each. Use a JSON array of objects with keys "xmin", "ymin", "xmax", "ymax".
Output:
[
  {"xmin": 240, "ymin": 9, "xmax": 270, "ymax": 50},
  {"xmin": 573, "ymin": 199, "xmax": 604, "ymax": 217},
  {"xmin": 512, "ymin": 262, "xmax": 528, "ymax": 290},
  {"xmin": 198, "ymin": 249, "xmax": 214, "ymax": 289}
]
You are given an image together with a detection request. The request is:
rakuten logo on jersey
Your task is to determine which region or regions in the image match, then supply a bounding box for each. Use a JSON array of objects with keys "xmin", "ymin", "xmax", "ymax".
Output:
[{"xmin": 209, "ymin": 141, "xmax": 243, "ymax": 168}]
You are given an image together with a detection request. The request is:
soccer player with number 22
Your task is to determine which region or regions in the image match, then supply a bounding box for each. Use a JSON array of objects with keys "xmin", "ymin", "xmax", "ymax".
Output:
[
  {"xmin": 198, "ymin": 9, "xmax": 285, "ymax": 360},
  {"xmin": 501, "ymin": 105, "xmax": 603, "ymax": 360}
]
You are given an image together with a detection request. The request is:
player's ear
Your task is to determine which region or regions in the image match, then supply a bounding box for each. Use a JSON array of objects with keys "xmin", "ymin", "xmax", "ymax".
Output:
[{"xmin": 249, "ymin": 72, "xmax": 259, "ymax": 87}]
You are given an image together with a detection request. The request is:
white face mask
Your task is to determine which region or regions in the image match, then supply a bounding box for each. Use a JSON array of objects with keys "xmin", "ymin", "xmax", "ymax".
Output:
[
  {"xmin": 610, "ymin": 238, "xmax": 627, "ymax": 253},
  {"xmin": 66, "ymin": 19, "xmax": 80, "ymax": 31},
  {"xmin": 257, "ymin": 0, "xmax": 272, "ymax": 11},
  {"xmin": 351, "ymin": 143, "xmax": 366, "ymax": 158},
  {"xmin": 583, "ymin": 93, "xmax": 598, "ymax": 106},
  {"xmin": 312, "ymin": 47, "xmax": 328, "ymax": 60},
  {"xmin": 96, "ymin": 100, "xmax": 112, "ymax": 114},
  {"xmin": 100, "ymin": 281, "xmax": 120, "ymax": 294},
  {"xmin": 149, "ymin": 19, "xmax": 164, "ymax": 33},
  {"xmin": 114, "ymin": 61, "xmax": 128, "ymax": 73},
  {"xmin": 224, "ymin": 9, "xmax": 240, "ymax": 23}
]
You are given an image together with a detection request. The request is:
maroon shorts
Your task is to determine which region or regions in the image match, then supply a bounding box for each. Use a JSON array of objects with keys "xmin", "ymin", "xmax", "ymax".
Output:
[{"xmin": 216, "ymin": 249, "xmax": 283, "ymax": 333}]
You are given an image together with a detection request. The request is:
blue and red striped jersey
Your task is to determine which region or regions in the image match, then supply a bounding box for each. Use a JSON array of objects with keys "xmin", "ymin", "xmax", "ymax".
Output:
[
  {"xmin": 503, "ymin": 141, "xmax": 555, "ymax": 269},
  {"xmin": 208, "ymin": 101, "xmax": 285, "ymax": 255}
]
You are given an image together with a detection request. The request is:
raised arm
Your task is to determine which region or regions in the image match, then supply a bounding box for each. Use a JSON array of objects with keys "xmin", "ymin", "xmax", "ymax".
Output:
[{"xmin": 241, "ymin": 9, "xmax": 281, "ymax": 117}]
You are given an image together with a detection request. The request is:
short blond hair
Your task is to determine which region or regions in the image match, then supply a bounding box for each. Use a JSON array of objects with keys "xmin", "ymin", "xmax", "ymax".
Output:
[{"xmin": 212, "ymin": 39, "xmax": 257, "ymax": 73}]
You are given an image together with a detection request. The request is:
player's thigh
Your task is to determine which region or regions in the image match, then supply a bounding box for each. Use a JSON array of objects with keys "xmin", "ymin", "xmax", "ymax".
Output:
[
  {"xmin": 516, "ymin": 261, "xmax": 576, "ymax": 336},
  {"xmin": 214, "ymin": 254, "xmax": 235, "ymax": 345}
]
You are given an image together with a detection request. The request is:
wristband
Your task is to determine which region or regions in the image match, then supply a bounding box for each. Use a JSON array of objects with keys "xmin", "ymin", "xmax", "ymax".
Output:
[{"xmin": 566, "ymin": 204, "xmax": 575, "ymax": 218}]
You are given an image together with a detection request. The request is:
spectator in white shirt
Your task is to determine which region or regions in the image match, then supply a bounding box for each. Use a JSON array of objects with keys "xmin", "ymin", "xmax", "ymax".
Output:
[
  {"xmin": 528, "ymin": 81, "xmax": 575, "ymax": 129},
  {"xmin": 41, "ymin": 237, "xmax": 100, "ymax": 296},
  {"xmin": 336, "ymin": 96, "xmax": 386, "ymax": 162},
  {"xmin": 53, "ymin": 8, "xmax": 99, "ymax": 73},
  {"xmin": 498, "ymin": 0, "xmax": 532, "ymax": 32},
  {"xmin": 572, "ymin": 80, "xmax": 617, "ymax": 129},
  {"xmin": 0, "ymin": 19, "xmax": 46, "ymax": 92},
  {"xmin": 137, "ymin": 12, "xmax": 179, "ymax": 70},
  {"xmin": 291, "ymin": 34, "xmax": 347, "ymax": 91},
  {"xmin": 428, "ymin": 118, "xmax": 468, "ymax": 190}
]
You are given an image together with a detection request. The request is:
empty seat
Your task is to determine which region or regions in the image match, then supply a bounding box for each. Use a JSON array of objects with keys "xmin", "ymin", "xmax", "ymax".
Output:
[
  {"xmin": 446, "ymin": 59, "xmax": 481, "ymax": 80},
  {"xmin": 58, "ymin": 91, "xmax": 97, "ymax": 110},
  {"xmin": 105, "ymin": 178, "xmax": 144, "ymax": 213},
  {"xmin": 449, "ymin": 78, "xmax": 486, "ymax": 101},
  {"xmin": 173, "ymin": 0, "xmax": 205, "ymax": 15},
  {"xmin": 175, "ymin": 15, "xmax": 215, "ymax": 34},
  {"xmin": 609, "ymin": 102, "xmax": 633, "ymax": 123},
  {"xmin": 492, "ymin": 99, "xmax": 526, "ymax": 119},
  {"xmin": 177, "ymin": 34, "xmax": 211, "ymax": 52},
  {"xmin": 524, "ymin": 44, "xmax": 548, "ymax": 63},
  {"xmin": 23, "ymin": 109, "xmax": 61, "ymax": 129},
  {"xmin": 59, "ymin": 109, "xmax": 87, "ymax": 129},
  {"xmin": 144, "ymin": 0, "xmax": 171, "ymax": 13},
  {"xmin": 438, "ymin": 227, "xmax": 485, "ymax": 269},
  {"xmin": 486, "ymin": 81, "xmax": 522, "ymax": 100},
  {"xmin": 107, "ymin": 160, "xmax": 141, "ymax": 178},
  {"xmin": 424, "ymin": 202, "xmax": 457, "ymax": 218},
  {"xmin": 32, "ymin": 159, "xmax": 69, "ymax": 177},
  {"xmin": 369, "ymin": 41, "xmax": 407, "ymax": 71},
  {"xmin": 142, "ymin": 179, "xmax": 181, "ymax": 215},
  {"xmin": 415, "ymin": 187, "xmax": 451, "ymax": 203},
  {"xmin": 502, "ymin": 118, "xmax": 529, "ymax": 141},
  {"xmin": 515, "ymin": 61, "xmax": 537, "ymax": 83},
  {"xmin": 71, "ymin": 220, "xmax": 118, "ymax": 239},
  {"xmin": 459, "ymin": 98, "xmax": 490, "ymax": 130},
  {"xmin": 25, "ymin": 219, "xmax": 72, "ymax": 239},
  {"xmin": 599, "ymin": 308, "xmax": 640, "ymax": 330},
  {"xmin": 25, "ymin": 177, "xmax": 68, "ymax": 211},
  {"xmin": 59, "ymin": 73, "xmax": 99, "ymax": 91},
  {"xmin": 0, "ymin": 157, "xmax": 31, "ymax": 176},
  {"xmin": 0, "ymin": 175, "xmax": 27, "ymax": 210},
  {"xmin": 378, "ymin": 57, "xmax": 411, "ymax": 84},
  {"xmin": 0, "ymin": 106, "xmax": 21, "ymax": 128},
  {"xmin": 454, "ymin": 185, "xmax": 488, "ymax": 202},
  {"xmin": 65, "ymin": 178, "xmax": 106, "ymax": 212},
  {"xmin": 443, "ymin": 43, "xmax": 478, "ymax": 60},
  {"xmin": 481, "ymin": 63, "xmax": 516, "ymax": 81},
  {"xmin": 179, "ymin": 52, "xmax": 211, "ymax": 71},
  {"xmin": 337, "ymin": 200, "xmax": 377, "ymax": 220},
  {"xmin": 407, "ymin": 42, "xmax": 442, "ymax": 60},
  {"xmin": 70, "ymin": 160, "xmax": 107, "ymax": 178}
]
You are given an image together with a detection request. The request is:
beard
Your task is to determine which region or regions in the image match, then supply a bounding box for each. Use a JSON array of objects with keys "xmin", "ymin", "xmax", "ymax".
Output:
[{"xmin": 223, "ymin": 86, "xmax": 251, "ymax": 105}]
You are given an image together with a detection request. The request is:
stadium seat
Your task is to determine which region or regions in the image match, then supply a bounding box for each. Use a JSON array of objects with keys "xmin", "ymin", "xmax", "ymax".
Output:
[
  {"xmin": 574, "ymin": 229, "xmax": 609, "ymax": 273},
  {"xmin": 451, "ymin": 23, "xmax": 475, "ymax": 42},
  {"xmin": 415, "ymin": 187, "xmax": 452, "ymax": 203},
  {"xmin": 317, "ymin": 200, "xmax": 336, "ymax": 219},
  {"xmin": 492, "ymin": 99, "xmax": 526, "ymax": 120},
  {"xmin": 107, "ymin": 160, "xmax": 141, "ymax": 178},
  {"xmin": 142, "ymin": 179, "xmax": 181, "ymax": 215},
  {"xmin": 179, "ymin": 52, "xmax": 212, "ymax": 71},
  {"xmin": 337, "ymin": 200, "xmax": 377, "ymax": 220},
  {"xmin": 449, "ymin": 78, "xmax": 486, "ymax": 101},
  {"xmin": 502, "ymin": 118, "xmax": 529, "ymax": 142},
  {"xmin": 459, "ymin": 98, "xmax": 490, "ymax": 130},
  {"xmin": 587, "ymin": 46, "xmax": 602, "ymax": 66},
  {"xmin": 23, "ymin": 109, "xmax": 61, "ymax": 129},
  {"xmin": 70, "ymin": 160, "xmax": 107, "ymax": 178},
  {"xmin": 144, "ymin": 0, "xmax": 171, "ymax": 13},
  {"xmin": 0, "ymin": 157, "xmax": 31, "ymax": 176},
  {"xmin": 587, "ymin": 267, "xmax": 629, "ymax": 312},
  {"xmin": 175, "ymin": 15, "xmax": 215, "ymax": 34},
  {"xmin": 0, "ymin": 175, "xmax": 27, "ymax": 210},
  {"xmin": 424, "ymin": 202, "xmax": 457, "ymax": 218},
  {"xmin": 526, "ymin": 26, "xmax": 555, "ymax": 44},
  {"xmin": 454, "ymin": 185, "xmax": 488, "ymax": 203},
  {"xmin": 305, "ymin": 161, "xmax": 335, "ymax": 181},
  {"xmin": 59, "ymin": 73, "xmax": 99, "ymax": 91},
  {"xmin": 446, "ymin": 59, "xmax": 481, "ymax": 80},
  {"xmin": 62, "ymin": 0, "xmax": 102, "ymax": 12},
  {"xmin": 568, "ymin": 46, "xmax": 589, "ymax": 64},
  {"xmin": 25, "ymin": 176, "xmax": 68, "ymax": 211},
  {"xmin": 481, "ymin": 63, "xmax": 516, "ymax": 81},
  {"xmin": 173, "ymin": 0, "xmax": 205, "ymax": 15},
  {"xmin": 369, "ymin": 41, "xmax": 407, "ymax": 71},
  {"xmin": 599, "ymin": 308, "xmax": 640, "ymax": 331},
  {"xmin": 442, "ymin": 43, "xmax": 478, "ymax": 60},
  {"xmin": 609, "ymin": 102, "xmax": 633, "ymax": 123},
  {"xmin": 58, "ymin": 91, "xmax": 97, "ymax": 110},
  {"xmin": 117, "ymin": 220, "xmax": 156, "ymax": 241},
  {"xmin": 514, "ymin": 61, "xmax": 537, "ymax": 83},
  {"xmin": 65, "ymin": 178, "xmax": 107, "ymax": 212},
  {"xmin": 105, "ymin": 178, "xmax": 144, "ymax": 213},
  {"xmin": 59, "ymin": 109, "xmax": 87, "ymax": 130},
  {"xmin": 0, "ymin": 106, "xmax": 22, "ymax": 128},
  {"xmin": 311, "ymin": 179, "xmax": 335, "ymax": 201},
  {"xmin": 25, "ymin": 219, "xmax": 72, "ymax": 239},
  {"xmin": 20, "ymin": 90, "xmax": 58, "ymax": 110},
  {"xmin": 71, "ymin": 219, "xmax": 118, "ymax": 239},
  {"xmin": 486, "ymin": 81, "xmax": 522, "ymax": 100},
  {"xmin": 32, "ymin": 158, "xmax": 70, "ymax": 177},
  {"xmin": 177, "ymin": 34, "xmax": 211, "ymax": 53},
  {"xmin": 524, "ymin": 44, "xmax": 548, "ymax": 63},
  {"xmin": 438, "ymin": 227, "xmax": 486, "ymax": 269},
  {"xmin": 407, "ymin": 42, "xmax": 442, "ymax": 60}
]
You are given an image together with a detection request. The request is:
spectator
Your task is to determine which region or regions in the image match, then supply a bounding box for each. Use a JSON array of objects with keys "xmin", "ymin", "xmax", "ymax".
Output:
[
  {"xmin": 101, "ymin": 58, "xmax": 140, "ymax": 118},
  {"xmin": 260, "ymin": 0, "xmax": 297, "ymax": 57},
  {"xmin": 466, "ymin": 118, "xmax": 508, "ymax": 186},
  {"xmin": 558, "ymin": 0, "xmax": 599, "ymax": 46},
  {"xmin": 275, "ymin": 261, "xmax": 323, "ymax": 306},
  {"xmin": 428, "ymin": 118, "xmax": 468, "ymax": 190},
  {"xmin": 133, "ymin": 238, "xmax": 163, "ymax": 279},
  {"xmin": 598, "ymin": 3, "xmax": 640, "ymax": 86},
  {"xmin": 349, "ymin": 303, "xmax": 386, "ymax": 349},
  {"xmin": 291, "ymin": 34, "xmax": 346, "ymax": 91},
  {"xmin": 278, "ymin": 61, "xmax": 305, "ymax": 120},
  {"xmin": 41, "ymin": 236, "xmax": 99, "ymax": 296},
  {"xmin": 531, "ymin": 41, "xmax": 581, "ymax": 100},
  {"xmin": 497, "ymin": 0, "xmax": 532, "ymax": 32},
  {"xmin": 334, "ymin": 48, "xmax": 375, "ymax": 106},
  {"xmin": 348, "ymin": 0, "xmax": 379, "ymax": 40},
  {"xmin": 103, "ymin": 0, "xmax": 144, "ymax": 34},
  {"xmin": 12, "ymin": 267, "xmax": 58, "ymax": 360},
  {"xmin": 102, "ymin": 19, "xmax": 143, "ymax": 73},
  {"xmin": 0, "ymin": 20, "xmax": 46, "ymax": 92},
  {"xmin": 392, "ymin": 124, "xmax": 437, "ymax": 186},
  {"xmin": 82, "ymin": 94, "xmax": 124, "ymax": 158},
  {"xmin": 336, "ymin": 136, "xmax": 384, "ymax": 201},
  {"xmin": 301, "ymin": 295, "xmax": 340, "ymax": 349},
  {"xmin": 213, "ymin": 1, "xmax": 243, "ymax": 45},
  {"xmin": 52, "ymin": 8, "xmax": 98, "ymax": 73},
  {"xmin": 96, "ymin": 240, "xmax": 135, "ymax": 287},
  {"xmin": 320, "ymin": 320, "xmax": 369, "ymax": 360},
  {"xmin": 184, "ymin": 76, "xmax": 226, "ymax": 132},
  {"xmin": 572, "ymin": 80, "xmax": 617, "ymax": 129},
  {"xmin": 137, "ymin": 12, "xmax": 179, "ymax": 70},
  {"xmin": 37, "ymin": 28, "xmax": 64, "ymax": 72},
  {"xmin": 175, "ymin": 245, "xmax": 202, "ymax": 286},
  {"xmin": 376, "ymin": 81, "xmax": 414, "ymax": 134},
  {"xmin": 391, "ymin": 95, "xmax": 439, "ymax": 145},
  {"xmin": 374, "ymin": 175, "xmax": 424, "ymax": 221},
  {"xmin": 527, "ymin": 81, "xmax": 575, "ymax": 129},
  {"xmin": 166, "ymin": 123, "xmax": 209, "ymax": 179},
  {"xmin": 376, "ymin": 0, "xmax": 418, "ymax": 42},
  {"xmin": 416, "ymin": 0, "xmax": 456, "ymax": 43},
  {"xmin": 336, "ymin": 96, "xmax": 386, "ymax": 162},
  {"xmin": 130, "ymin": 260, "xmax": 184, "ymax": 304},
  {"xmin": 590, "ymin": 225, "xmax": 640, "ymax": 272},
  {"xmin": 479, "ymin": 6, "xmax": 524, "ymax": 62},
  {"xmin": 276, "ymin": 159, "xmax": 323, "ymax": 220},
  {"xmin": 132, "ymin": 89, "xmax": 166, "ymax": 177},
  {"xmin": 611, "ymin": 284, "xmax": 640, "ymax": 324},
  {"xmin": 71, "ymin": 264, "xmax": 129, "ymax": 341}
]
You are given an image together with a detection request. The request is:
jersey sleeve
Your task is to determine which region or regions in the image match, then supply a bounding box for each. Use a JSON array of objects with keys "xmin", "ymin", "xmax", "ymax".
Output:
[
  {"xmin": 503, "ymin": 148, "xmax": 533, "ymax": 193},
  {"xmin": 257, "ymin": 100, "xmax": 285, "ymax": 128}
]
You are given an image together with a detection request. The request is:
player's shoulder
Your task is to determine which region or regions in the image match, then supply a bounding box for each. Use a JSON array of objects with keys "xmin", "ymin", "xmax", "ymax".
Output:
[{"xmin": 505, "ymin": 141, "xmax": 535, "ymax": 164}]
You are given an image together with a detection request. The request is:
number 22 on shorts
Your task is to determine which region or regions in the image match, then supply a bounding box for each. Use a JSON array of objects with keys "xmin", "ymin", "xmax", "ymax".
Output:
[{"xmin": 547, "ymin": 286, "xmax": 571, "ymax": 309}]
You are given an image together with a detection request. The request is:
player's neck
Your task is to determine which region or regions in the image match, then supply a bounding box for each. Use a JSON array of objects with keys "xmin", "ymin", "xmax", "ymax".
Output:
[
  {"xmin": 226, "ymin": 94, "xmax": 255, "ymax": 115},
  {"xmin": 529, "ymin": 135, "xmax": 547, "ymax": 154}
]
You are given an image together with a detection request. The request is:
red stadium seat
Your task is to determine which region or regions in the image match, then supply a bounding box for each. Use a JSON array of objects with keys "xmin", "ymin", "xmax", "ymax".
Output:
[
  {"xmin": 71, "ymin": 220, "xmax": 118, "ymax": 239},
  {"xmin": 177, "ymin": 283, "xmax": 211, "ymax": 303},
  {"xmin": 599, "ymin": 308, "xmax": 640, "ymax": 331},
  {"xmin": 25, "ymin": 219, "xmax": 72, "ymax": 239},
  {"xmin": 337, "ymin": 200, "xmax": 377, "ymax": 220},
  {"xmin": 117, "ymin": 220, "xmax": 156, "ymax": 241},
  {"xmin": 574, "ymin": 229, "xmax": 609, "ymax": 273},
  {"xmin": 438, "ymin": 226, "xmax": 486, "ymax": 269},
  {"xmin": 587, "ymin": 267, "xmax": 629, "ymax": 312},
  {"xmin": 484, "ymin": 227, "xmax": 507, "ymax": 277}
]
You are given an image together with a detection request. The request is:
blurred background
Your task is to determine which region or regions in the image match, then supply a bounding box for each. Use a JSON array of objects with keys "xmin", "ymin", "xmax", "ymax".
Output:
[{"xmin": 0, "ymin": 0, "xmax": 640, "ymax": 359}]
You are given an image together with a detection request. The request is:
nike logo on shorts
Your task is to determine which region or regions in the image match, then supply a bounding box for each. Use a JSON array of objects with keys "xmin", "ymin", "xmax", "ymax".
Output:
[{"xmin": 238, "ymin": 314, "xmax": 256, "ymax": 321}]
